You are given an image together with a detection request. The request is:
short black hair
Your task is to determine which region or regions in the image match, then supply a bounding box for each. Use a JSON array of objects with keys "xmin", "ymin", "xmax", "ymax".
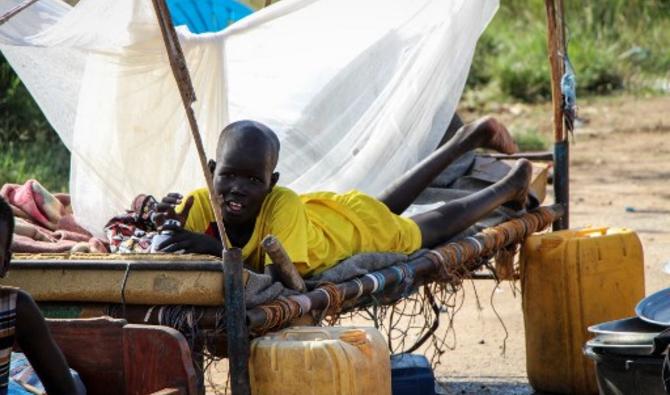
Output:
[
  {"xmin": 217, "ymin": 120, "xmax": 281, "ymax": 169},
  {"xmin": 0, "ymin": 197, "xmax": 14, "ymax": 248}
]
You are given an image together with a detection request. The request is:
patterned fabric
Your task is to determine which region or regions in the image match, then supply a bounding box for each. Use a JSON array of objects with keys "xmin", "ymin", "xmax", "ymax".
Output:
[
  {"xmin": 0, "ymin": 288, "xmax": 17, "ymax": 395},
  {"xmin": 104, "ymin": 194, "xmax": 160, "ymax": 253},
  {"xmin": 1, "ymin": 180, "xmax": 107, "ymax": 253}
]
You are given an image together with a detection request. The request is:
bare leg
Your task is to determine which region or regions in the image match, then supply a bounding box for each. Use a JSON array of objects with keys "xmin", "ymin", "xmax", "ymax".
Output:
[
  {"xmin": 378, "ymin": 116, "xmax": 518, "ymax": 214},
  {"xmin": 412, "ymin": 159, "xmax": 531, "ymax": 248}
]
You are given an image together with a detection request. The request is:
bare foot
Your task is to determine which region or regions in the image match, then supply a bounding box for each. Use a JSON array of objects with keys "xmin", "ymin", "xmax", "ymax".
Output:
[
  {"xmin": 502, "ymin": 159, "xmax": 533, "ymax": 211},
  {"xmin": 455, "ymin": 116, "xmax": 519, "ymax": 154}
]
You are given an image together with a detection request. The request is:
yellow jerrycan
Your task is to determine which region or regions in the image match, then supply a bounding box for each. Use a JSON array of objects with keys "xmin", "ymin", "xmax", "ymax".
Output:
[
  {"xmin": 520, "ymin": 227, "xmax": 645, "ymax": 395},
  {"xmin": 249, "ymin": 326, "xmax": 391, "ymax": 395}
]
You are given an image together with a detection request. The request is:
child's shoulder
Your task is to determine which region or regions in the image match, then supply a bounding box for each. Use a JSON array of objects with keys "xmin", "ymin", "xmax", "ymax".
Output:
[
  {"xmin": 263, "ymin": 186, "xmax": 305, "ymax": 212},
  {"xmin": 187, "ymin": 187, "xmax": 210, "ymax": 199},
  {"xmin": 268, "ymin": 186, "xmax": 301, "ymax": 202}
]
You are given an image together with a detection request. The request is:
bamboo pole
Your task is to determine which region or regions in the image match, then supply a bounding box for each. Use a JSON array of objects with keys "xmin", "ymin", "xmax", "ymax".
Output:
[
  {"xmin": 545, "ymin": 0, "xmax": 569, "ymax": 230},
  {"xmin": 262, "ymin": 235, "xmax": 307, "ymax": 292},
  {"xmin": 151, "ymin": 0, "xmax": 230, "ymax": 249},
  {"xmin": 0, "ymin": 0, "xmax": 38, "ymax": 25}
]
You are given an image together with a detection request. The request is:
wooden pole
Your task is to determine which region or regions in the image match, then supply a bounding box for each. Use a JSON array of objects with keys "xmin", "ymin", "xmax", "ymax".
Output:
[
  {"xmin": 0, "ymin": 0, "xmax": 38, "ymax": 25},
  {"xmin": 545, "ymin": 0, "xmax": 569, "ymax": 230},
  {"xmin": 262, "ymin": 235, "xmax": 307, "ymax": 292},
  {"xmin": 151, "ymin": 0, "xmax": 230, "ymax": 249},
  {"xmin": 223, "ymin": 248, "xmax": 251, "ymax": 395}
]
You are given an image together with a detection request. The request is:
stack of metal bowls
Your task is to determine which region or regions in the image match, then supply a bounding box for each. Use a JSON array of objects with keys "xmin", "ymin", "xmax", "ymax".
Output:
[
  {"xmin": 587, "ymin": 317, "xmax": 662, "ymax": 355},
  {"xmin": 584, "ymin": 287, "xmax": 670, "ymax": 395}
]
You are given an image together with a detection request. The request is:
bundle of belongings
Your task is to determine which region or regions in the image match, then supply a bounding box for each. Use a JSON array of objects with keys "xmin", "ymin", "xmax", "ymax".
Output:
[{"xmin": 1, "ymin": 181, "xmax": 106, "ymax": 253}]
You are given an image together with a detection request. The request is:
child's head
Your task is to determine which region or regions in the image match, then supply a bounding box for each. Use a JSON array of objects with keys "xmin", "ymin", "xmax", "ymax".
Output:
[
  {"xmin": 0, "ymin": 197, "xmax": 14, "ymax": 277},
  {"xmin": 214, "ymin": 120, "xmax": 280, "ymax": 225}
]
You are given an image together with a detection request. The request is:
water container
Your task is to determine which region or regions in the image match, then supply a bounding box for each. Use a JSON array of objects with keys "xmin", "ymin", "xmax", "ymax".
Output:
[
  {"xmin": 249, "ymin": 326, "xmax": 391, "ymax": 395},
  {"xmin": 520, "ymin": 227, "xmax": 645, "ymax": 395}
]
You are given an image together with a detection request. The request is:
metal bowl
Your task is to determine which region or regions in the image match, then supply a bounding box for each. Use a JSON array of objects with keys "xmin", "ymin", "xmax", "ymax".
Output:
[
  {"xmin": 636, "ymin": 287, "xmax": 670, "ymax": 326},
  {"xmin": 588, "ymin": 316, "xmax": 666, "ymax": 345},
  {"xmin": 585, "ymin": 338, "xmax": 654, "ymax": 356}
]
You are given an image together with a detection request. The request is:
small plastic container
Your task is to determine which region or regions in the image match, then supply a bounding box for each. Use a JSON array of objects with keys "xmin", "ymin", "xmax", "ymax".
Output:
[
  {"xmin": 390, "ymin": 354, "xmax": 435, "ymax": 395},
  {"xmin": 150, "ymin": 219, "xmax": 181, "ymax": 253}
]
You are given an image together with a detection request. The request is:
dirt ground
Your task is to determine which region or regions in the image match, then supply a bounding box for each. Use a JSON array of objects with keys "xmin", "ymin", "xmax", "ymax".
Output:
[{"xmin": 205, "ymin": 94, "xmax": 670, "ymax": 394}]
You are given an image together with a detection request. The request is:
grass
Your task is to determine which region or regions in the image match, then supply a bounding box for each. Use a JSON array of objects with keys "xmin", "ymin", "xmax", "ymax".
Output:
[
  {"xmin": 0, "ymin": 52, "xmax": 71, "ymax": 192},
  {"xmin": 0, "ymin": 141, "xmax": 70, "ymax": 192},
  {"xmin": 512, "ymin": 129, "xmax": 550, "ymax": 152},
  {"xmin": 465, "ymin": 0, "xmax": 670, "ymax": 104}
]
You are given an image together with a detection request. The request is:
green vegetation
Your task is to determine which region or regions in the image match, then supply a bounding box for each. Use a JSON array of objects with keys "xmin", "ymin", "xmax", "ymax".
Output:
[
  {"xmin": 466, "ymin": 0, "xmax": 670, "ymax": 103},
  {"xmin": 0, "ymin": 54, "xmax": 70, "ymax": 191},
  {"xmin": 512, "ymin": 129, "xmax": 550, "ymax": 151},
  {"xmin": 0, "ymin": 141, "xmax": 70, "ymax": 192},
  {"xmin": 1, "ymin": 1, "xmax": 668, "ymax": 189}
]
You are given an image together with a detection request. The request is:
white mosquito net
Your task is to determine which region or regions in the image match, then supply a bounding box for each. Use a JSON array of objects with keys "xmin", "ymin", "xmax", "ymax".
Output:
[{"xmin": 0, "ymin": 0, "xmax": 498, "ymax": 235}]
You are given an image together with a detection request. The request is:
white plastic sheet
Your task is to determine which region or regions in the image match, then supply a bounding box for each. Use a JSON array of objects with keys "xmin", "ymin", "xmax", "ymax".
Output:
[{"xmin": 0, "ymin": 0, "xmax": 498, "ymax": 235}]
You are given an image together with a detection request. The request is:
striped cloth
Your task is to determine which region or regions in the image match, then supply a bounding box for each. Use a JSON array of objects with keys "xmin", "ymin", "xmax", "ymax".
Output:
[{"xmin": 0, "ymin": 288, "xmax": 17, "ymax": 395}]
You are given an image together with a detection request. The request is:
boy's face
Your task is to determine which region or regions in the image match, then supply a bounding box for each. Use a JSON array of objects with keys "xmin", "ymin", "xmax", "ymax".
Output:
[
  {"xmin": 214, "ymin": 142, "xmax": 278, "ymax": 226},
  {"xmin": 0, "ymin": 221, "xmax": 10, "ymax": 277}
]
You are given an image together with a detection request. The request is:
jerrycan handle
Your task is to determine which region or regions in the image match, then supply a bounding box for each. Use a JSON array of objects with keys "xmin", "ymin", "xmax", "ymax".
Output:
[
  {"xmin": 279, "ymin": 328, "xmax": 335, "ymax": 341},
  {"xmin": 575, "ymin": 227, "xmax": 608, "ymax": 237}
]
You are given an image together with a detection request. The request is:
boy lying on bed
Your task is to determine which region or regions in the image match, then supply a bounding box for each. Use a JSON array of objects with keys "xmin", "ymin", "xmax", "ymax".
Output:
[{"xmin": 156, "ymin": 117, "xmax": 531, "ymax": 278}]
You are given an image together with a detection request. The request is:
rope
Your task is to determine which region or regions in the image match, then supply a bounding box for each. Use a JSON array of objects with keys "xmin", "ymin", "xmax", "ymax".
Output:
[
  {"xmin": 120, "ymin": 263, "xmax": 132, "ymax": 318},
  {"xmin": 352, "ymin": 278, "xmax": 365, "ymax": 300},
  {"xmin": 255, "ymin": 297, "xmax": 303, "ymax": 335},
  {"xmin": 317, "ymin": 283, "xmax": 344, "ymax": 326}
]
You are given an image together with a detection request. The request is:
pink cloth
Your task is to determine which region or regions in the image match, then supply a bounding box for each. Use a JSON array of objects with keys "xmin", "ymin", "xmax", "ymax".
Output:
[{"xmin": 1, "ymin": 180, "xmax": 108, "ymax": 253}]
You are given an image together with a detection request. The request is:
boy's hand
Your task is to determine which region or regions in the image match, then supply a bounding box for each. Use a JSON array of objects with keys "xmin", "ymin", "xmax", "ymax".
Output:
[
  {"xmin": 157, "ymin": 228, "xmax": 222, "ymax": 256},
  {"xmin": 153, "ymin": 193, "xmax": 194, "ymax": 229}
]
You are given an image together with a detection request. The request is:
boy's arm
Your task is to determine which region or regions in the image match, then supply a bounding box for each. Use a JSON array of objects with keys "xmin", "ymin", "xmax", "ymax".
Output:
[
  {"xmin": 158, "ymin": 229, "xmax": 223, "ymax": 257},
  {"xmin": 15, "ymin": 290, "xmax": 82, "ymax": 395},
  {"xmin": 156, "ymin": 189, "xmax": 222, "ymax": 256}
]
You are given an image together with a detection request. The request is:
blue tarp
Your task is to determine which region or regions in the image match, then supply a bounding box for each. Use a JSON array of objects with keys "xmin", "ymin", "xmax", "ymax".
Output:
[{"xmin": 167, "ymin": 0, "xmax": 253, "ymax": 33}]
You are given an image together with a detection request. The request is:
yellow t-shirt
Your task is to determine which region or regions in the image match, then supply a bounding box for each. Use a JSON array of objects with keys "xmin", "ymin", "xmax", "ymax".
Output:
[{"xmin": 178, "ymin": 187, "xmax": 422, "ymax": 276}]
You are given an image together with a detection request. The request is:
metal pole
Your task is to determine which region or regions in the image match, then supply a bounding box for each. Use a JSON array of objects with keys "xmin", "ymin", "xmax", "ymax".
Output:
[
  {"xmin": 224, "ymin": 248, "xmax": 251, "ymax": 395},
  {"xmin": 545, "ymin": 0, "xmax": 569, "ymax": 230}
]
